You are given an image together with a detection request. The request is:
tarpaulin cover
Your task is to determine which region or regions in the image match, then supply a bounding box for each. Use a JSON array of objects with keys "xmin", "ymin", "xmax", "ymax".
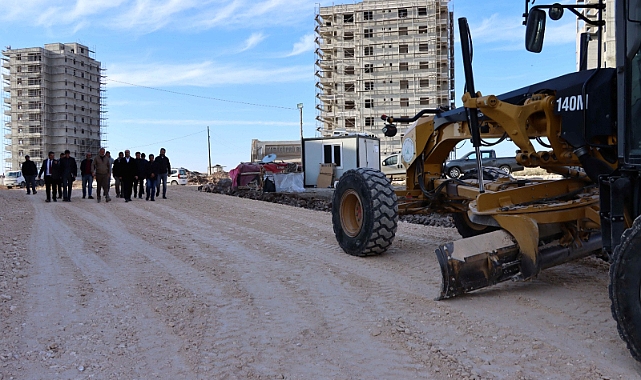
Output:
[
  {"xmin": 273, "ymin": 173, "xmax": 305, "ymax": 193},
  {"xmin": 229, "ymin": 163, "xmax": 261, "ymax": 189}
]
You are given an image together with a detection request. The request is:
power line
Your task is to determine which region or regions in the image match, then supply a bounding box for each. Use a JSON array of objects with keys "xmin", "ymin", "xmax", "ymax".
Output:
[
  {"xmin": 105, "ymin": 78, "xmax": 298, "ymax": 110},
  {"xmin": 129, "ymin": 129, "xmax": 207, "ymax": 150}
]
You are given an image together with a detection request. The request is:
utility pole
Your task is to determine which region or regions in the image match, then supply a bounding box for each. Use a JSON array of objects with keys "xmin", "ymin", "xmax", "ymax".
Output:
[
  {"xmin": 297, "ymin": 103, "xmax": 303, "ymax": 141},
  {"xmin": 207, "ymin": 126, "xmax": 212, "ymax": 176}
]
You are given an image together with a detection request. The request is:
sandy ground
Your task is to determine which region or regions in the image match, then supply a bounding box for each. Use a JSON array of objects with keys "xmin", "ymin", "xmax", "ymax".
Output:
[{"xmin": 1, "ymin": 185, "xmax": 640, "ymax": 380}]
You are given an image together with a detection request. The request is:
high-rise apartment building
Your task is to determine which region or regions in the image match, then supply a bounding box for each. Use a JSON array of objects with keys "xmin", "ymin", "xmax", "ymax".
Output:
[
  {"xmin": 577, "ymin": 0, "xmax": 615, "ymax": 69},
  {"xmin": 2, "ymin": 43, "xmax": 104, "ymax": 171},
  {"xmin": 315, "ymin": 0, "xmax": 454, "ymax": 154}
]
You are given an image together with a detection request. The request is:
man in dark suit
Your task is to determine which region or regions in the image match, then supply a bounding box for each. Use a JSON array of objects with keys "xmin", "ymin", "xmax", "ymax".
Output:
[
  {"xmin": 37, "ymin": 151, "xmax": 61, "ymax": 202},
  {"xmin": 119, "ymin": 149, "xmax": 138, "ymax": 202},
  {"xmin": 112, "ymin": 152, "xmax": 124, "ymax": 198},
  {"xmin": 57, "ymin": 152, "xmax": 65, "ymax": 199},
  {"xmin": 21, "ymin": 155, "xmax": 38, "ymax": 195},
  {"xmin": 59, "ymin": 149, "xmax": 78, "ymax": 202}
]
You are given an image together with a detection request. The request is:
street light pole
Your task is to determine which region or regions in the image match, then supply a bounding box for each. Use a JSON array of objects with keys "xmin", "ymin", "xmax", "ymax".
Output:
[
  {"xmin": 207, "ymin": 126, "xmax": 212, "ymax": 176},
  {"xmin": 297, "ymin": 103, "xmax": 303, "ymax": 141}
]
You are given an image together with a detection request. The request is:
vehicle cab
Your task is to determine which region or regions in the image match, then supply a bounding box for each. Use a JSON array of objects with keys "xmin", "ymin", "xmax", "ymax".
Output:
[{"xmin": 3, "ymin": 170, "xmax": 25, "ymax": 189}]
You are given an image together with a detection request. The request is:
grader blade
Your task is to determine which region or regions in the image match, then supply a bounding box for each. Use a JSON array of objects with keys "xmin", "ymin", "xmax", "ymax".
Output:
[
  {"xmin": 435, "ymin": 230, "xmax": 603, "ymax": 300},
  {"xmin": 435, "ymin": 230, "xmax": 519, "ymax": 300}
]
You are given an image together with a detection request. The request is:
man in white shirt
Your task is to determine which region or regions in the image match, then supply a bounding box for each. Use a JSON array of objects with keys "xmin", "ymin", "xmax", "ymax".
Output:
[{"xmin": 37, "ymin": 151, "xmax": 61, "ymax": 202}]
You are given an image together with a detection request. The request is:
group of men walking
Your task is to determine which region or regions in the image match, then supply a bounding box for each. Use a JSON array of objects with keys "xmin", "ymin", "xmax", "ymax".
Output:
[{"xmin": 22, "ymin": 147, "xmax": 171, "ymax": 203}]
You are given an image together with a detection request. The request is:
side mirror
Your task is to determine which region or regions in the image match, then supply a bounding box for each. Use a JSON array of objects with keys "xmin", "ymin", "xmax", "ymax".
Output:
[{"xmin": 525, "ymin": 8, "xmax": 547, "ymax": 53}]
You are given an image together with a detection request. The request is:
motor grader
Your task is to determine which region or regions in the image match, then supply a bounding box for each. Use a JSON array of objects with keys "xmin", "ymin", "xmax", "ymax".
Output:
[{"xmin": 331, "ymin": 0, "xmax": 641, "ymax": 362}]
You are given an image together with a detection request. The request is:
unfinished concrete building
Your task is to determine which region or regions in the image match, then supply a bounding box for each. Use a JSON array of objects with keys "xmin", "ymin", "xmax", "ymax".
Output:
[
  {"xmin": 576, "ymin": 0, "xmax": 615, "ymax": 70},
  {"xmin": 2, "ymin": 43, "xmax": 104, "ymax": 172},
  {"xmin": 315, "ymin": 0, "xmax": 454, "ymax": 154}
]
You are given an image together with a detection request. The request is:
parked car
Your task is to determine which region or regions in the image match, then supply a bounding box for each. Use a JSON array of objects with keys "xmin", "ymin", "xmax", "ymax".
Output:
[
  {"xmin": 381, "ymin": 153, "xmax": 405, "ymax": 178},
  {"xmin": 444, "ymin": 150, "xmax": 523, "ymax": 178},
  {"xmin": 3, "ymin": 170, "xmax": 25, "ymax": 189},
  {"xmin": 168, "ymin": 168, "xmax": 188, "ymax": 185}
]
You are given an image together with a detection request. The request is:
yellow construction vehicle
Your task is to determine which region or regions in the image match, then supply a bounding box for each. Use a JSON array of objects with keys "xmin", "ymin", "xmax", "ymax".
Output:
[{"xmin": 331, "ymin": 0, "xmax": 641, "ymax": 362}]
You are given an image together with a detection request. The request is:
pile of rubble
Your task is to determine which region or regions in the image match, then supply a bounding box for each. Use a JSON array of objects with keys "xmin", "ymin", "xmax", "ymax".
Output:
[{"xmin": 198, "ymin": 177, "xmax": 453, "ymax": 228}]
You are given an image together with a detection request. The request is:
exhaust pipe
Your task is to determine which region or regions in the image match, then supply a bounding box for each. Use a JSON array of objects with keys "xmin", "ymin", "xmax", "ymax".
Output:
[{"xmin": 435, "ymin": 230, "xmax": 602, "ymax": 300}]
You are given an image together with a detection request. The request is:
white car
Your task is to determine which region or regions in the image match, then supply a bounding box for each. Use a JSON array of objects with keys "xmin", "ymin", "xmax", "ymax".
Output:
[
  {"xmin": 168, "ymin": 168, "xmax": 188, "ymax": 185},
  {"xmin": 4, "ymin": 170, "xmax": 25, "ymax": 189},
  {"xmin": 381, "ymin": 153, "xmax": 406, "ymax": 179}
]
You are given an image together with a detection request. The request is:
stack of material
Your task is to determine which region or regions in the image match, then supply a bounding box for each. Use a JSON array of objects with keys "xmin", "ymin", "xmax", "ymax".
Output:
[{"xmin": 189, "ymin": 170, "xmax": 230, "ymax": 185}]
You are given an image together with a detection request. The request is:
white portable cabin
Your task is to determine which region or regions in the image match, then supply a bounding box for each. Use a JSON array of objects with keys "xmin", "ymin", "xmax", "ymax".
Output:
[{"xmin": 302, "ymin": 135, "xmax": 381, "ymax": 187}]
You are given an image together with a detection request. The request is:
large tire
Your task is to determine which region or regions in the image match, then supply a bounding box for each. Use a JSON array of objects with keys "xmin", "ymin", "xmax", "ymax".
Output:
[
  {"xmin": 609, "ymin": 216, "xmax": 641, "ymax": 362},
  {"xmin": 332, "ymin": 168, "xmax": 398, "ymax": 257},
  {"xmin": 499, "ymin": 165, "xmax": 512, "ymax": 174},
  {"xmin": 452, "ymin": 211, "xmax": 498, "ymax": 238}
]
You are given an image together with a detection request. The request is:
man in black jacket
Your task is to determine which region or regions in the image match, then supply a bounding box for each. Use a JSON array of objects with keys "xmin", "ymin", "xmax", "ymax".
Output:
[
  {"xmin": 112, "ymin": 152, "xmax": 124, "ymax": 198},
  {"xmin": 21, "ymin": 155, "xmax": 38, "ymax": 195},
  {"xmin": 134, "ymin": 152, "xmax": 146, "ymax": 199},
  {"xmin": 59, "ymin": 150, "xmax": 78, "ymax": 202},
  {"xmin": 57, "ymin": 152, "xmax": 65, "ymax": 199},
  {"xmin": 119, "ymin": 150, "xmax": 138, "ymax": 202},
  {"xmin": 144, "ymin": 154, "xmax": 160, "ymax": 201},
  {"xmin": 155, "ymin": 148, "xmax": 171, "ymax": 199},
  {"xmin": 80, "ymin": 152, "xmax": 94, "ymax": 199},
  {"xmin": 37, "ymin": 151, "xmax": 61, "ymax": 202}
]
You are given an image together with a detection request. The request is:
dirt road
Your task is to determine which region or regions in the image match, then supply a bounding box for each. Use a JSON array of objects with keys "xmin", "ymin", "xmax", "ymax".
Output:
[{"xmin": 1, "ymin": 186, "xmax": 640, "ymax": 379}]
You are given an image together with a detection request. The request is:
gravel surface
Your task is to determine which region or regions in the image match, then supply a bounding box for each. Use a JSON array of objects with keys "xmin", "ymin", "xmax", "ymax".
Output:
[{"xmin": 1, "ymin": 186, "xmax": 640, "ymax": 379}]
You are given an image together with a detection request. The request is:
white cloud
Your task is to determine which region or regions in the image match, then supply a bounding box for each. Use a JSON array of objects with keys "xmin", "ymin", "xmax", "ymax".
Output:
[
  {"xmin": 117, "ymin": 119, "xmax": 297, "ymax": 126},
  {"xmin": 112, "ymin": 0, "xmax": 201, "ymax": 32},
  {"xmin": 466, "ymin": 13, "xmax": 576, "ymax": 50},
  {"xmin": 0, "ymin": 0, "xmax": 312, "ymax": 32},
  {"xmin": 239, "ymin": 32, "xmax": 267, "ymax": 52},
  {"xmin": 286, "ymin": 34, "xmax": 315, "ymax": 57},
  {"xmin": 106, "ymin": 61, "xmax": 310, "ymax": 87}
]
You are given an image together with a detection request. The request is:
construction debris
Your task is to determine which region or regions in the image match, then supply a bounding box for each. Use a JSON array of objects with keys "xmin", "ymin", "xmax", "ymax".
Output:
[{"xmin": 198, "ymin": 174, "xmax": 453, "ymax": 228}]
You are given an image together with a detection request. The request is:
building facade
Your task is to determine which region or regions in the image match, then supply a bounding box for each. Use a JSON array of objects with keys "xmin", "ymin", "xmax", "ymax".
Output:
[
  {"xmin": 2, "ymin": 43, "xmax": 104, "ymax": 171},
  {"xmin": 577, "ymin": 0, "xmax": 615, "ymax": 70},
  {"xmin": 251, "ymin": 139, "xmax": 302, "ymax": 163},
  {"xmin": 315, "ymin": 0, "xmax": 454, "ymax": 154}
]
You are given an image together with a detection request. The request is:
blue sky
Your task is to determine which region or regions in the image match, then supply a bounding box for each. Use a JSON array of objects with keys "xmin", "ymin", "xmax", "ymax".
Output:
[{"xmin": 1, "ymin": 0, "xmax": 579, "ymax": 171}]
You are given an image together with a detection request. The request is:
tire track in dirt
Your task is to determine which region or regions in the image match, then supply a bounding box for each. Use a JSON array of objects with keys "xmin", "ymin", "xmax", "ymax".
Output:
[
  {"xmin": 186, "ymin": 188, "xmax": 641, "ymax": 379},
  {"xmin": 17, "ymin": 199, "xmax": 192, "ymax": 378},
  {"xmin": 4, "ymin": 187, "xmax": 641, "ymax": 379},
  {"xmin": 119, "ymin": 192, "xmax": 575, "ymax": 378},
  {"xmin": 111, "ymin": 194, "xmax": 433, "ymax": 378}
]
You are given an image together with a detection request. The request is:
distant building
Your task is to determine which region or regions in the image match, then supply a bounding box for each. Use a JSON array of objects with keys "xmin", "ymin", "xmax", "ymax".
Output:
[
  {"xmin": 211, "ymin": 164, "xmax": 226, "ymax": 173},
  {"xmin": 577, "ymin": 0, "xmax": 615, "ymax": 70},
  {"xmin": 251, "ymin": 139, "xmax": 302, "ymax": 163},
  {"xmin": 314, "ymin": 0, "xmax": 454, "ymax": 154},
  {"xmin": 2, "ymin": 43, "xmax": 104, "ymax": 171}
]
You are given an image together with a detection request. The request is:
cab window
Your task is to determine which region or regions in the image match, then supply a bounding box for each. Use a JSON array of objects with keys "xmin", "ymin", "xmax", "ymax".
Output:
[{"xmin": 384, "ymin": 155, "xmax": 398, "ymax": 166}]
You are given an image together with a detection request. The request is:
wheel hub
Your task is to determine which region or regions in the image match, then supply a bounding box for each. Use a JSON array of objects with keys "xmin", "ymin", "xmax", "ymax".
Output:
[{"xmin": 340, "ymin": 189, "xmax": 364, "ymax": 237}]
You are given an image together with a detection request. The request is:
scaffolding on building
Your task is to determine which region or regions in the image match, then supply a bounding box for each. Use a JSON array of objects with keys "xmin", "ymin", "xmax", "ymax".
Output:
[
  {"xmin": 2, "ymin": 43, "xmax": 103, "ymax": 170},
  {"xmin": 576, "ymin": 0, "xmax": 615, "ymax": 70},
  {"xmin": 2, "ymin": 52, "xmax": 11, "ymax": 174},
  {"xmin": 314, "ymin": 0, "xmax": 454, "ymax": 154},
  {"xmin": 100, "ymin": 67, "xmax": 108, "ymax": 149}
]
